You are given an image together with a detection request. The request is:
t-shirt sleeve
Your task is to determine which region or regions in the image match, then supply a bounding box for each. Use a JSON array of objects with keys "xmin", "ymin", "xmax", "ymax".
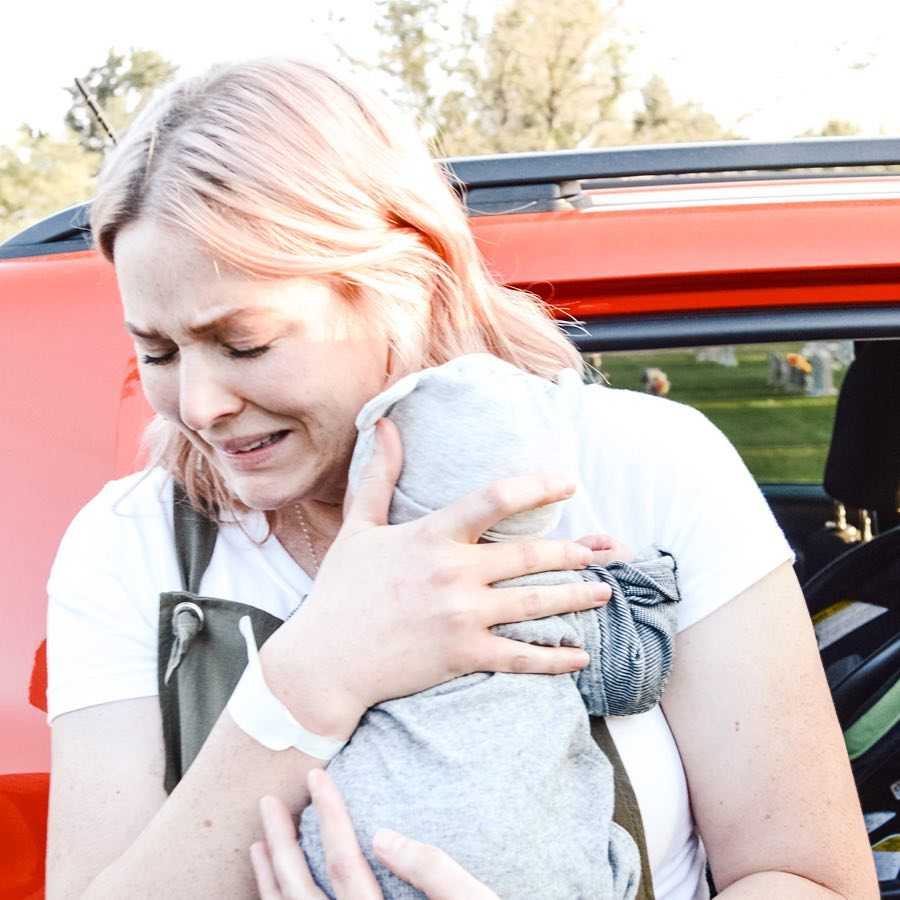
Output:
[
  {"xmin": 650, "ymin": 402, "xmax": 796, "ymax": 632},
  {"xmin": 45, "ymin": 479, "xmax": 168, "ymax": 723}
]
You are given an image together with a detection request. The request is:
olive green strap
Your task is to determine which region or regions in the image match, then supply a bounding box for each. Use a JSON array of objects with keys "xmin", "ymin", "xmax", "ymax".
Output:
[
  {"xmin": 159, "ymin": 482, "xmax": 286, "ymax": 792},
  {"xmin": 172, "ymin": 482, "xmax": 217, "ymax": 595},
  {"xmin": 158, "ymin": 593, "xmax": 283, "ymax": 793},
  {"xmin": 591, "ymin": 717, "xmax": 656, "ymax": 900}
]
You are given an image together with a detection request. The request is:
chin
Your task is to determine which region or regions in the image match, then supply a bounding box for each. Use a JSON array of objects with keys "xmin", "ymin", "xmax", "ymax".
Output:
[{"xmin": 226, "ymin": 475, "xmax": 293, "ymax": 513}]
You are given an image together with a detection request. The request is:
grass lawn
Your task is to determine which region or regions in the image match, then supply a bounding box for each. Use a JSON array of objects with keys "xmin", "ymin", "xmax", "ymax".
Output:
[{"xmin": 593, "ymin": 344, "xmax": 847, "ymax": 483}]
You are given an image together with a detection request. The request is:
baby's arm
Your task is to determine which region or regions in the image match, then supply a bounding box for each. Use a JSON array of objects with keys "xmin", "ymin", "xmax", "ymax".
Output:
[{"xmin": 574, "ymin": 537, "xmax": 681, "ymax": 717}]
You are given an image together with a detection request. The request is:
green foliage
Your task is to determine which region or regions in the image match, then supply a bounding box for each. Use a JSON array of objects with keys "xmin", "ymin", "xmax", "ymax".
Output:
[
  {"xmin": 444, "ymin": 0, "xmax": 630, "ymax": 154},
  {"xmin": 63, "ymin": 48, "xmax": 177, "ymax": 155},
  {"xmin": 0, "ymin": 127, "xmax": 95, "ymax": 242},
  {"xmin": 0, "ymin": 48, "xmax": 176, "ymax": 243},
  {"xmin": 632, "ymin": 75, "xmax": 738, "ymax": 144},
  {"xmin": 372, "ymin": 0, "xmax": 448, "ymax": 122},
  {"xmin": 799, "ymin": 119, "xmax": 862, "ymax": 138},
  {"xmin": 352, "ymin": 0, "xmax": 735, "ymax": 155},
  {"xmin": 65, "ymin": 48, "xmax": 178, "ymax": 154}
]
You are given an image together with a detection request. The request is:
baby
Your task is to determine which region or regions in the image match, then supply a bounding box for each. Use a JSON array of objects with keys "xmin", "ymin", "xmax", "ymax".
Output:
[{"xmin": 300, "ymin": 353, "xmax": 680, "ymax": 899}]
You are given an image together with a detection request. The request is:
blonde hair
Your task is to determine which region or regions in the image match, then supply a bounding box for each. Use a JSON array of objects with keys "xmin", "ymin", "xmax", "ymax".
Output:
[{"xmin": 92, "ymin": 58, "xmax": 583, "ymax": 516}]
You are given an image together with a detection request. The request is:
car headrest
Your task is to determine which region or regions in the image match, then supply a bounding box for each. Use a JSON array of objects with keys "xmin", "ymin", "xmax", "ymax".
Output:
[{"xmin": 823, "ymin": 340, "xmax": 900, "ymax": 517}]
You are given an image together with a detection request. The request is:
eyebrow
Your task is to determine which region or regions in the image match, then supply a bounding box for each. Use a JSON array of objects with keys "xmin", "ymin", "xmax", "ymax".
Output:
[{"xmin": 125, "ymin": 306, "xmax": 288, "ymax": 341}]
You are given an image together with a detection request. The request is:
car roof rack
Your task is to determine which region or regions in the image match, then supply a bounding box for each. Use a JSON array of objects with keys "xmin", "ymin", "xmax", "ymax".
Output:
[
  {"xmin": 446, "ymin": 136, "xmax": 900, "ymax": 215},
  {"xmin": 4, "ymin": 137, "xmax": 900, "ymax": 257},
  {"xmin": 0, "ymin": 204, "xmax": 92, "ymax": 259}
]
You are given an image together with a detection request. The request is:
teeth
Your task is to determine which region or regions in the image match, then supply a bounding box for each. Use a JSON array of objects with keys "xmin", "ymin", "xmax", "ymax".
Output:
[{"xmin": 236, "ymin": 433, "xmax": 280, "ymax": 453}]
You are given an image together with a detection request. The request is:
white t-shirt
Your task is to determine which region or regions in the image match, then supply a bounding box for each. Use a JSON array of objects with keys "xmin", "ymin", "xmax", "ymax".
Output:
[{"xmin": 46, "ymin": 385, "xmax": 795, "ymax": 900}]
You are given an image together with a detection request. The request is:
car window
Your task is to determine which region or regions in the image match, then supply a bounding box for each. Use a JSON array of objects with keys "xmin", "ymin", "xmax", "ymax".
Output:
[{"xmin": 583, "ymin": 341, "xmax": 853, "ymax": 484}]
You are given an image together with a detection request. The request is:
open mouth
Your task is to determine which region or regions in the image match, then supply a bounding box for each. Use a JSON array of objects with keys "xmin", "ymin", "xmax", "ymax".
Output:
[{"xmin": 230, "ymin": 430, "xmax": 290, "ymax": 454}]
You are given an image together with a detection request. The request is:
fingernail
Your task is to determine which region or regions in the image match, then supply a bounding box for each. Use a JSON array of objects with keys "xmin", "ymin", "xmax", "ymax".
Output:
[
  {"xmin": 594, "ymin": 585, "xmax": 611, "ymax": 605},
  {"xmin": 572, "ymin": 651, "xmax": 590, "ymax": 670},
  {"xmin": 373, "ymin": 828, "xmax": 403, "ymax": 854}
]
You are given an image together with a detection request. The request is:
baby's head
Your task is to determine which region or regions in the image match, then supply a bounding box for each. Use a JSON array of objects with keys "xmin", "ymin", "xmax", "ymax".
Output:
[{"xmin": 349, "ymin": 353, "xmax": 583, "ymax": 540}]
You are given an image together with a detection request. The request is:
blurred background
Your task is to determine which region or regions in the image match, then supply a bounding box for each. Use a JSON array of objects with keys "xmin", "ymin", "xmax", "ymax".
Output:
[{"xmin": 3, "ymin": 0, "xmax": 900, "ymax": 241}]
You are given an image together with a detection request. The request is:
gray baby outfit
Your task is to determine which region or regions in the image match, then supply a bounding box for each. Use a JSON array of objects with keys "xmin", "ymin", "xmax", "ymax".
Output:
[{"xmin": 300, "ymin": 354, "xmax": 680, "ymax": 899}]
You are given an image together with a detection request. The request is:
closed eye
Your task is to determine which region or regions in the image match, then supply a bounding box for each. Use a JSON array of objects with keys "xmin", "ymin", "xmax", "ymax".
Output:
[
  {"xmin": 225, "ymin": 344, "xmax": 270, "ymax": 359},
  {"xmin": 140, "ymin": 344, "xmax": 271, "ymax": 366},
  {"xmin": 141, "ymin": 349, "xmax": 177, "ymax": 366}
]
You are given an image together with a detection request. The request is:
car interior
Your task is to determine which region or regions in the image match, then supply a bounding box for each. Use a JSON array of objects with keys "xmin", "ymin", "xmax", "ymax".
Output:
[{"xmin": 591, "ymin": 336, "xmax": 900, "ymax": 896}]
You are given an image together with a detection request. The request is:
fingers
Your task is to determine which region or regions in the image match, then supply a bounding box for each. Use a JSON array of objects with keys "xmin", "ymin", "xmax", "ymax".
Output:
[
  {"xmin": 308, "ymin": 769, "xmax": 383, "ymax": 900},
  {"xmin": 588, "ymin": 549, "xmax": 621, "ymax": 568},
  {"xmin": 575, "ymin": 533, "xmax": 634, "ymax": 566},
  {"xmin": 575, "ymin": 533, "xmax": 613, "ymax": 552},
  {"xmin": 478, "ymin": 537, "xmax": 594, "ymax": 585},
  {"xmin": 487, "ymin": 579, "xmax": 610, "ymax": 625},
  {"xmin": 255, "ymin": 795, "xmax": 325, "ymax": 900},
  {"xmin": 342, "ymin": 419, "xmax": 403, "ymax": 533},
  {"xmin": 429, "ymin": 474, "xmax": 578, "ymax": 544},
  {"xmin": 373, "ymin": 830, "xmax": 500, "ymax": 900},
  {"xmin": 250, "ymin": 841, "xmax": 282, "ymax": 900},
  {"xmin": 478, "ymin": 635, "xmax": 590, "ymax": 675}
]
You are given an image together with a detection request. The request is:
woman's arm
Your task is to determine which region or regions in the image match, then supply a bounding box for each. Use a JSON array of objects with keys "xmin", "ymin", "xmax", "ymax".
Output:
[
  {"xmin": 661, "ymin": 561, "xmax": 878, "ymax": 899},
  {"xmin": 48, "ymin": 689, "xmax": 342, "ymax": 899},
  {"xmin": 47, "ymin": 424, "xmax": 604, "ymax": 898}
]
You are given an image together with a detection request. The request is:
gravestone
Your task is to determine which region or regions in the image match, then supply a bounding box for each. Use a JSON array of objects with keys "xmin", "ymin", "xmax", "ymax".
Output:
[{"xmin": 808, "ymin": 350, "xmax": 837, "ymax": 396}]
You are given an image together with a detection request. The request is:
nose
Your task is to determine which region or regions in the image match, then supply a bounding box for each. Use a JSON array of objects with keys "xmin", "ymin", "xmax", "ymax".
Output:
[{"xmin": 178, "ymin": 353, "xmax": 243, "ymax": 433}]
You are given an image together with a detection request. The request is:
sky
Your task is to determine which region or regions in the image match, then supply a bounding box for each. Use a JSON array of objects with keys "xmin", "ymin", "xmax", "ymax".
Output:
[{"xmin": 4, "ymin": 0, "xmax": 900, "ymax": 145}]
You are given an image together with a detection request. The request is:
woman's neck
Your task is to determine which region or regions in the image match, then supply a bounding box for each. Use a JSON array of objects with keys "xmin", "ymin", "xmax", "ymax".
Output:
[{"xmin": 271, "ymin": 497, "xmax": 343, "ymax": 575}]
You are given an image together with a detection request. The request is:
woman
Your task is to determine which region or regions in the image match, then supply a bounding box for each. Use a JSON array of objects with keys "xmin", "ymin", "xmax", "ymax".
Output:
[{"xmin": 45, "ymin": 59, "xmax": 876, "ymax": 899}]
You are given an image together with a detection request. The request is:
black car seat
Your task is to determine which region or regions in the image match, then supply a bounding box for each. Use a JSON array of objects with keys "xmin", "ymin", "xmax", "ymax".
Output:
[
  {"xmin": 803, "ymin": 340, "xmax": 900, "ymax": 576},
  {"xmin": 800, "ymin": 339, "xmax": 900, "ymax": 897}
]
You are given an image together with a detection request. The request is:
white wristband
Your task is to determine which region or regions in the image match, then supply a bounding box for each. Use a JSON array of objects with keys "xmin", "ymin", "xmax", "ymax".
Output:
[{"xmin": 226, "ymin": 616, "xmax": 347, "ymax": 760}]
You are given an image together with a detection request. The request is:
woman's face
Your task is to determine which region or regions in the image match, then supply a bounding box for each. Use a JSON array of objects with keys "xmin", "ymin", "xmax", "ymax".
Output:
[{"xmin": 114, "ymin": 219, "xmax": 391, "ymax": 512}]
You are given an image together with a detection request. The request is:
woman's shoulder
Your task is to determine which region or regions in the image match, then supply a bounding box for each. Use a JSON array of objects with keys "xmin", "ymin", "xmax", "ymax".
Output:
[
  {"xmin": 581, "ymin": 382, "xmax": 709, "ymax": 429},
  {"xmin": 79, "ymin": 466, "xmax": 174, "ymax": 520},
  {"xmin": 50, "ymin": 468, "xmax": 175, "ymax": 579},
  {"xmin": 578, "ymin": 383, "xmax": 724, "ymax": 467},
  {"xmin": 45, "ymin": 468, "xmax": 179, "ymax": 721}
]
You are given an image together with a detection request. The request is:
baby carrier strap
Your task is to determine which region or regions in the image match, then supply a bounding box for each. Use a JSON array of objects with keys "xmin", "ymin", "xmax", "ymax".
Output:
[
  {"xmin": 591, "ymin": 717, "xmax": 655, "ymax": 900},
  {"xmin": 172, "ymin": 482, "xmax": 218, "ymax": 595},
  {"xmin": 158, "ymin": 482, "xmax": 283, "ymax": 792},
  {"xmin": 160, "ymin": 484, "xmax": 655, "ymax": 898}
]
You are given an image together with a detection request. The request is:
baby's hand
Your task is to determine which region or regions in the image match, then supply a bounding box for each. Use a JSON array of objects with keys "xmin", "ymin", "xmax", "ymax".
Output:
[{"xmin": 574, "ymin": 533, "xmax": 634, "ymax": 567}]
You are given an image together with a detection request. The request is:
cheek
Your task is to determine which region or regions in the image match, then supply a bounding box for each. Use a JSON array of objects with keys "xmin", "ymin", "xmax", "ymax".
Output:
[{"xmin": 139, "ymin": 367, "xmax": 180, "ymax": 420}]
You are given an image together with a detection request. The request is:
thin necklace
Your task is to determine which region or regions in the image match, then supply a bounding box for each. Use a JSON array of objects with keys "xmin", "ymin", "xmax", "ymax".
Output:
[{"xmin": 293, "ymin": 502, "xmax": 321, "ymax": 575}]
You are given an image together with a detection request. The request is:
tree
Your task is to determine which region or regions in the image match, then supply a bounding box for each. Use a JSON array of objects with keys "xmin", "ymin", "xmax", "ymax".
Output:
[
  {"xmin": 64, "ymin": 48, "xmax": 177, "ymax": 155},
  {"xmin": 0, "ymin": 48, "xmax": 177, "ymax": 242},
  {"xmin": 800, "ymin": 119, "xmax": 861, "ymax": 138},
  {"xmin": 631, "ymin": 75, "xmax": 736, "ymax": 144},
  {"xmin": 0, "ymin": 127, "xmax": 95, "ymax": 242},
  {"xmin": 454, "ymin": 0, "xmax": 630, "ymax": 154},
  {"xmin": 345, "ymin": 0, "xmax": 632, "ymax": 155}
]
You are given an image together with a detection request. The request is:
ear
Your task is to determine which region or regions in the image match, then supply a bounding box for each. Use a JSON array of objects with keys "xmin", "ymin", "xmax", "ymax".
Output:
[{"xmin": 354, "ymin": 369, "xmax": 424, "ymax": 433}]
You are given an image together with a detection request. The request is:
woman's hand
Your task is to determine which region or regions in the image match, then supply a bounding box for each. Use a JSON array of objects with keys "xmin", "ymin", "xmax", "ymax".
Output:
[
  {"xmin": 260, "ymin": 418, "xmax": 610, "ymax": 736},
  {"xmin": 250, "ymin": 769, "xmax": 499, "ymax": 899},
  {"xmin": 575, "ymin": 533, "xmax": 635, "ymax": 566}
]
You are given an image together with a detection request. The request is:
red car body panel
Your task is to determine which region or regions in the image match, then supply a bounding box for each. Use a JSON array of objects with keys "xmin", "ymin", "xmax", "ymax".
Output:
[{"xmin": 3, "ymin": 175, "xmax": 899, "ymax": 895}]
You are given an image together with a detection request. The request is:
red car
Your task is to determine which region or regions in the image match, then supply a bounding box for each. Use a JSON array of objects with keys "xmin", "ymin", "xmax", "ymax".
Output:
[{"xmin": 2, "ymin": 138, "xmax": 898, "ymax": 898}]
